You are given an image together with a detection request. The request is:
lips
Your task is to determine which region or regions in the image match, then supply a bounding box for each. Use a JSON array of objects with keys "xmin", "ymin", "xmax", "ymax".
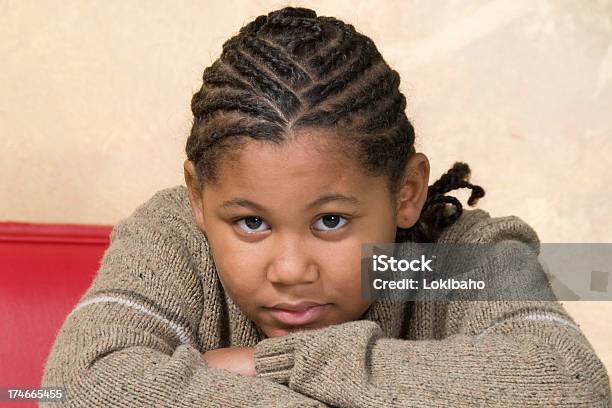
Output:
[
  {"xmin": 270, "ymin": 301, "xmax": 326, "ymax": 311},
  {"xmin": 266, "ymin": 301, "xmax": 331, "ymax": 326}
]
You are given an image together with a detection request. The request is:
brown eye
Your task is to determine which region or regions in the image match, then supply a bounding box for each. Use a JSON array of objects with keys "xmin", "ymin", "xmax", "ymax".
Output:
[
  {"xmin": 313, "ymin": 215, "xmax": 348, "ymax": 231},
  {"xmin": 237, "ymin": 217, "xmax": 269, "ymax": 233}
]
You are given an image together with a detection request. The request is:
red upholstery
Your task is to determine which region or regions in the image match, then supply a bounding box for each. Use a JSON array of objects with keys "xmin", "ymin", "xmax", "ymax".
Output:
[{"xmin": 0, "ymin": 222, "xmax": 112, "ymax": 405}]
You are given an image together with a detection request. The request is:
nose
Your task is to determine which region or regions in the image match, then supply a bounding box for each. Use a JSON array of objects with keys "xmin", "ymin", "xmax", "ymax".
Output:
[{"xmin": 266, "ymin": 237, "xmax": 319, "ymax": 286}]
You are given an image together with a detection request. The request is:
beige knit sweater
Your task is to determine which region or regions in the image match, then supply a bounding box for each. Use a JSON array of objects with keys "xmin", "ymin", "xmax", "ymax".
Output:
[{"xmin": 41, "ymin": 185, "xmax": 611, "ymax": 407}]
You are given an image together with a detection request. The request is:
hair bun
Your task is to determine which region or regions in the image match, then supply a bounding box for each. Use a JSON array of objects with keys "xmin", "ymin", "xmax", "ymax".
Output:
[{"xmin": 267, "ymin": 7, "xmax": 317, "ymax": 21}]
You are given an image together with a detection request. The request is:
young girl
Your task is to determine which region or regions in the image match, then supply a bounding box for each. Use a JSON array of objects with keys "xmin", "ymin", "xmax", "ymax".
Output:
[{"xmin": 42, "ymin": 6, "xmax": 610, "ymax": 407}]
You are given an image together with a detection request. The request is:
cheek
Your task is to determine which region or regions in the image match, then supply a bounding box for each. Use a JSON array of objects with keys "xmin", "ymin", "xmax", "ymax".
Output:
[
  {"xmin": 216, "ymin": 260, "xmax": 263, "ymax": 298},
  {"xmin": 320, "ymin": 239, "xmax": 374, "ymax": 317},
  {"xmin": 322, "ymin": 241, "xmax": 363, "ymax": 295},
  {"xmin": 362, "ymin": 212, "xmax": 398, "ymax": 243},
  {"xmin": 207, "ymin": 238, "xmax": 266, "ymax": 303}
]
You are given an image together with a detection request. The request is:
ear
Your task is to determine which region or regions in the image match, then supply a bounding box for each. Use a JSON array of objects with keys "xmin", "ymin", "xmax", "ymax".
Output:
[
  {"xmin": 395, "ymin": 153, "xmax": 430, "ymax": 229},
  {"xmin": 183, "ymin": 159, "xmax": 207, "ymax": 232}
]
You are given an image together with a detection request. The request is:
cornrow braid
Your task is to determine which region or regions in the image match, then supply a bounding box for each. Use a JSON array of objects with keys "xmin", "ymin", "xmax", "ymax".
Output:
[
  {"xmin": 309, "ymin": 21, "xmax": 359, "ymax": 78},
  {"xmin": 300, "ymin": 35, "xmax": 382, "ymax": 108},
  {"xmin": 185, "ymin": 6, "xmax": 486, "ymax": 243},
  {"xmin": 264, "ymin": 10, "xmax": 324, "ymax": 56},
  {"xmin": 201, "ymin": 61, "xmax": 252, "ymax": 92},
  {"xmin": 190, "ymin": 89, "xmax": 283, "ymax": 125},
  {"xmin": 220, "ymin": 47, "xmax": 302, "ymax": 117},
  {"xmin": 236, "ymin": 35, "xmax": 311, "ymax": 88}
]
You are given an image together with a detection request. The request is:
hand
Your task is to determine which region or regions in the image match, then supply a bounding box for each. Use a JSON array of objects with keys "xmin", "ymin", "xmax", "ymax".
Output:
[{"xmin": 202, "ymin": 347, "xmax": 256, "ymax": 377}]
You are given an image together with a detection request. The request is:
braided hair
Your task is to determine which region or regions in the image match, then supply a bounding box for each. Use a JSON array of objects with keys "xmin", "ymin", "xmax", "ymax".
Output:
[{"xmin": 185, "ymin": 6, "xmax": 485, "ymax": 243}]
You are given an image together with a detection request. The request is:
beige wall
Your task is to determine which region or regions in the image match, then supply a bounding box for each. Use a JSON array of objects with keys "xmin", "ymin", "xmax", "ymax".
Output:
[{"xmin": 2, "ymin": 0, "xmax": 611, "ymax": 380}]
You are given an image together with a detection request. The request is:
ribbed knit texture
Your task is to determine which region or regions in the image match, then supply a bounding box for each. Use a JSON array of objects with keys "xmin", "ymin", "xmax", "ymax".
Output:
[{"xmin": 41, "ymin": 185, "xmax": 611, "ymax": 407}]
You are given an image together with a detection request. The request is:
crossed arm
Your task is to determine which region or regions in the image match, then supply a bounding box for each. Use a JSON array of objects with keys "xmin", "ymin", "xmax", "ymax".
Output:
[
  {"xmin": 205, "ymin": 301, "xmax": 611, "ymax": 407},
  {"xmin": 41, "ymin": 203, "xmax": 329, "ymax": 408},
  {"xmin": 205, "ymin": 240, "xmax": 611, "ymax": 407},
  {"xmin": 41, "ymin": 194, "xmax": 611, "ymax": 407}
]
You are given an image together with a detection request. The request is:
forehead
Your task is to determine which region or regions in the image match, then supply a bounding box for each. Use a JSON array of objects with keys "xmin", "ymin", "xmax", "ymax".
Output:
[{"xmin": 207, "ymin": 130, "xmax": 384, "ymax": 204}]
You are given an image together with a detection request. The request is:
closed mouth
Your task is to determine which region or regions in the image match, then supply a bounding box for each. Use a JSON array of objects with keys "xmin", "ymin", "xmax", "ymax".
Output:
[{"xmin": 266, "ymin": 303, "xmax": 331, "ymax": 326}]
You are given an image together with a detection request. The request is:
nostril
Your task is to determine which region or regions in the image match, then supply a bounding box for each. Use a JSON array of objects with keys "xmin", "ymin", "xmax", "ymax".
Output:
[{"xmin": 266, "ymin": 264, "xmax": 319, "ymax": 285}]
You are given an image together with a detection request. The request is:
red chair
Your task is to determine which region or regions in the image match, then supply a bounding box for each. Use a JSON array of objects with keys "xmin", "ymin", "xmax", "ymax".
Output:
[{"xmin": 0, "ymin": 222, "xmax": 112, "ymax": 407}]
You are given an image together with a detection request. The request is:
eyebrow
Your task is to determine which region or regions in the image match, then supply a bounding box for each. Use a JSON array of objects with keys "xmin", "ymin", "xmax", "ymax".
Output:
[{"xmin": 220, "ymin": 193, "xmax": 361, "ymax": 212}]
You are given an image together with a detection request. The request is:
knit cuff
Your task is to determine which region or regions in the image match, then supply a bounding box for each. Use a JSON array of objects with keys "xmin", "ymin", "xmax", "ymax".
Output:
[{"xmin": 253, "ymin": 331, "xmax": 307, "ymax": 385}]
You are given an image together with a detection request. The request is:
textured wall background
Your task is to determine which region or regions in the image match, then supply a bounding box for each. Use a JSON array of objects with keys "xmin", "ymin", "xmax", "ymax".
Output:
[{"xmin": 2, "ymin": 0, "xmax": 611, "ymax": 381}]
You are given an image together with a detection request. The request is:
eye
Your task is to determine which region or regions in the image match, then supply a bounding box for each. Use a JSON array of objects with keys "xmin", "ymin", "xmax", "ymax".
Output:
[
  {"xmin": 236, "ymin": 217, "xmax": 270, "ymax": 234},
  {"xmin": 312, "ymin": 214, "xmax": 348, "ymax": 232}
]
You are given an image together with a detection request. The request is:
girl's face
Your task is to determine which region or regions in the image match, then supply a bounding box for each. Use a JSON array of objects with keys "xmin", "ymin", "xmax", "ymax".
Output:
[{"xmin": 185, "ymin": 129, "xmax": 429, "ymax": 338}]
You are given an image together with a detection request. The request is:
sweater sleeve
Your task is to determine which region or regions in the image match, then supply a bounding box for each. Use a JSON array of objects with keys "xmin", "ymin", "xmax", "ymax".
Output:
[
  {"xmin": 253, "ymin": 216, "xmax": 612, "ymax": 407},
  {"xmin": 40, "ymin": 188, "xmax": 328, "ymax": 408}
]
